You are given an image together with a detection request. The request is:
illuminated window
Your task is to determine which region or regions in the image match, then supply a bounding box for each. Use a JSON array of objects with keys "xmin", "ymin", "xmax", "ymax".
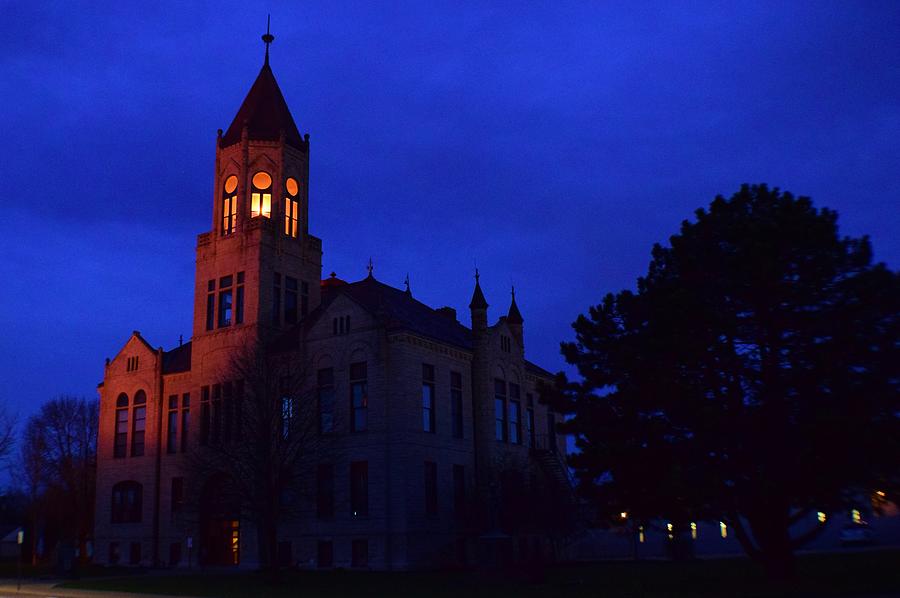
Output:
[
  {"xmin": 222, "ymin": 175, "xmax": 238, "ymax": 235},
  {"xmin": 851, "ymin": 509, "xmax": 861, "ymax": 524},
  {"xmin": 817, "ymin": 511, "xmax": 827, "ymax": 523},
  {"xmin": 666, "ymin": 522, "xmax": 674, "ymax": 540},
  {"xmin": 638, "ymin": 526, "xmax": 645, "ymax": 543},
  {"xmin": 620, "ymin": 512, "xmax": 628, "ymax": 520},
  {"xmin": 690, "ymin": 522, "xmax": 697, "ymax": 540},
  {"xmin": 284, "ymin": 177, "xmax": 300, "ymax": 237},
  {"xmin": 720, "ymin": 521, "xmax": 727, "ymax": 538},
  {"xmin": 114, "ymin": 393, "xmax": 128, "ymax": 458},
  {"xmin": 131, "ymin": 390, "xmax": 146, "ymax": 457},
  {"xmin": 251, "ymin": 171, "xmax": 272, "ymax": 218}
]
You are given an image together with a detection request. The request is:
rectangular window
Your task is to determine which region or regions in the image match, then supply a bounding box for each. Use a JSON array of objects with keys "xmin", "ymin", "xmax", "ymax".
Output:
[
  {"xmin": 235, "ymin": 272, "xmax": 244, "ymax": 325},
  {"xmin": 109, "ymin": 542, "xmax": 120, "ymax": 565},
  {"xmin": 167, "ymin": 395, "xmax": 178, "ymax": 454},
  {"xmin": 234, "ymin": 380, "xmax": 244, "ymax": 442},
  {"xmin": 317, "ymin": 368, "xmax": 335, "ymax": 434},
  {"xmin": 424, "ymin": 461, "xmax": 438, "ymax": 516},
  {"xmin": 200, "ymin": 386, "xmax": 210, "ymax": 446},
  {"xmin": 284, "ymin": 197, "xmax": 299, "ymax": 238},
  {"xmin": 450, "ymin": 372, "xmax": 463, "ymax": 439},
  {"xmin": 494, "ymin": 379, "xmax": 507, "ymax": 442},
  {"xmin": 453, "ymin": 464, "xmax": 466, "ymax": 513},
  {"xmin": 316, "ymin": 464, "xmax": 334, "ymax": 519},
  {"xmin": 281, "ymin": 395, "xmax": 294, "ymax": 440},
  {"xmin": 422, "ymin": 364, "xmax": 435, "ymax": 433},
  {"xmin": 205, "ymin": 280, "xmax": 215, "ymax": 331},
  {"xmin": 131, "ymin": 405, "xmax": 146, "ymax": 457},
  {"xmin": 223, "ymin": 381, "xmax": 233, "ymax": 444},
  {"xmin": 350, "ymin": 362, "xmax": 368, "ymax": 433},
  {"xmin": 218, "ymin": 276, "xmax": 233, "ymax": 328},
  {"xmin": 114, "ymin": 408, "xmax": 128, "ymax": 458},
  {"xmin": 350, "ymin": 461, "xmax": 368, "ymax": 517},
  {"xmin": 181, "ymin": 394, "xmax": 190, "ymax": 453},
  {"xmin": 222, "ymin": 195, "xmax": 236, "ymax": 235},
  {"xmin": 284, "ymin": 276, "xmax": 298, "ymax": 324},
  {"xmin": 129, "ymin": 542, "xmax": 141, "ymax": 565},
  {"xmin": 273, "ymin": 272, "xmax": 281, "ymax": 326},
  {"xmin": 509, "ymin": 383, "xmax": 521, "ymax": 445},
  {"xmin": 351, "ymin": 539, "xmax": 368, "ymax": 568},
  {"xmin": 171, "ymin": 477, "xmax": 184, "ymax": 516},
  {"xmin": 317, "ymin": 540, "xmax": 333, "ymax": 568}
]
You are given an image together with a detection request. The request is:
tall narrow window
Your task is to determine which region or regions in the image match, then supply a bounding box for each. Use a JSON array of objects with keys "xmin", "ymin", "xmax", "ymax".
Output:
[
  {"xmin": 205, "ymin": 280, "xmax": 215, "ymax": 331},
  {"xmin": 284, "ymin": 276, "xmax": 298, "ymax": 324},
  {"xmin": 317, "ymin": 368, "xmax": 335, "ymax": 434},
  {"xmin": 350, "ymin": 461, "xmax": 368, "ymax": 517},
  {"xmin": 222, "ymin": 175, "xmax": 238, "ymax": 235},
  {"xmin": 166, "ymin": 395, "xmax": 178, "ymax": 454},
  {"xmin": 223, "ymin": 381, "xmax": 233, "ymax": 444},
  {"xmin": 114, "ymin": 393, "xmax": 128, "ymax": 458},
  {"xmin": 453, "ymin": 464, "xmax": 466, "ymax": 513},
  {"xmin": 350, "ymin": 362, "xmax": 368, "ymax": 433},
  {"xmin": 509, "ymin": 383, "xmax": 521, "ymax": 445},
  {"xmin": 422, "ymin": 364, "xmax": 435, "ymax": 433},
  {"xmin": 281, "ymin": 393, "xmax": 294, "ymax": 440},
  {"xmin": 234, "ymin": 380, "xmax": 244, "ymax": 442},
  {"xmin": 316, "ymin": 463, "xmax": 334, "ymax": 518},
  {"xmin": 284, "ymin": 177, "xmax": 300, "ymax": 238},
  {"xmin": 131, "ymin": 390, "xmax": 146, "ymax": 457},
  {"xmin": 450, "ymin": 372, "xmax": 463, "ymax": 439},
  {"xmin": 272, "ymin": 273, "xmax": 281, "ymax": 326},
  {"xmin": 424, "ymin": 461, "xmax": 438, "ymax": 516},
  {"xmin": 251, "ymin": 171, "xmax": 272, "ymax": 218},
  {"xmin": 235, "ymin": 272, "xmax": 244, "ymax": 325},
  {"xmin": 200, "ymin": 386, "xmax": 210, "ymax": 446},
  {"xmin": 351, "ymin": 539, "xmax": 368, "ymax": 568},
  {"xmin": 181, "ymin": 393, "xmax": 190, "ymax": 453},
  {"xmin": 218, "ymin": 275, "xmax": 233, "ymax": 328},
  {"xmin": 494, "ymin": 379, "xmax": 507, "ymax": 442}
]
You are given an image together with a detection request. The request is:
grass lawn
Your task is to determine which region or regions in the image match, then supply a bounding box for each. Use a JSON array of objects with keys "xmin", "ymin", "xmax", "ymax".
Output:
[{"xmin": 60, "ymin": 550, "xmax": 900, "ymax": 597}]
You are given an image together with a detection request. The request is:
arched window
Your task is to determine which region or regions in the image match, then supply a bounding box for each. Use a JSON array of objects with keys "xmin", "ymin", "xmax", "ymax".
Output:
[
  {"xmin": 251, "ymin": 171, "xmax": 272, "ymax": 218},
  {"xmin": 284, "ymin": 177, "xmax": 300, "ymax": 238},
  {"xmin": 114, "ymin": 393, "xmax": 128, "ymax": 458},
  {"xmin": 222, "ymin": 175, "xmax": 238, "ymax": 235},
  {"xmin": 132, "ymin": 390, "xmax": 147, "ymax": 457},
  {"xmin": 111, "ymin": 481, "xmax": 143, "ymax": 524}
]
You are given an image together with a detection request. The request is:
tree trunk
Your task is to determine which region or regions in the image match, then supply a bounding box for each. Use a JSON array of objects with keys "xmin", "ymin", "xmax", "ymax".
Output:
[{"xmin": 748, "ymin": 510, "xmax": 796, "ymax": 581}]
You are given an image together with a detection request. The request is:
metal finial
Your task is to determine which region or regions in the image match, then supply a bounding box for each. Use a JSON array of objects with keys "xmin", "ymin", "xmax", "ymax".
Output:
[
  {"xmin": 475, "ymin": 267, "xmax": 480, "ymax": 283},
  {"xmin": 367, "ymin": 257, "xmax": 374, "ymax": 277},
  {"xmin": 511, "ymin": 285, "xmax": 515, "ymax": 300},
  {"xmin": 262, "ymin": 15, "xmax": 275, "ymax": 65},
  {"xmin": 404, "ymin": 273, "xmax": 411, "ymax": 294}
]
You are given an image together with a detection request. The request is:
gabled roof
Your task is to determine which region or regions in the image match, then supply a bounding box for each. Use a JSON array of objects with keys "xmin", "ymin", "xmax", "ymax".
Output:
[
  {"xmin": 162, "ymin": 342, "xmax": 192, "ymax": 374},
  {"xmin": 331, "ymin": 277, "xmax": 474, "ymax": 350},
  {"xmin": 221, "ymin": 63, "xmax": 304, "ymax": 148}
]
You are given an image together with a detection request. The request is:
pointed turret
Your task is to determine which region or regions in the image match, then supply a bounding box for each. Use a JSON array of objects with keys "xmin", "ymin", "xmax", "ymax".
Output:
[
  {"xmin": 507, "ymin": 286, "xmax": 524, "ymax": 349},
  {"xmin": 469, "ymin": 269, "xmax": 488, "ymax": 333},
  {"xmin": 220, "ymin": 33, "xmax": 304, "ymax": 149}
]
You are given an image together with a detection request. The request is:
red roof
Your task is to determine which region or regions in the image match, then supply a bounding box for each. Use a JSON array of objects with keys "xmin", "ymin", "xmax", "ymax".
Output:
[{"xmin": 221, "ymin": 63, "xmax": 304, "ymax": 149}]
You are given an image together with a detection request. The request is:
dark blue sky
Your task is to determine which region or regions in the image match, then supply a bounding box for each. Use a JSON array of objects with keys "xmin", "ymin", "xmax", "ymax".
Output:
[{"xmin": 1, "ymin": 2, "xmax": 898, "ymax": 423}]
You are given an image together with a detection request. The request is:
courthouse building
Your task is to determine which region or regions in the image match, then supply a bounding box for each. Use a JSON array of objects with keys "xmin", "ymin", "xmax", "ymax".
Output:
[{"xmin": 94, "ymin": 36, "xmax": 568, "ymax": 570}]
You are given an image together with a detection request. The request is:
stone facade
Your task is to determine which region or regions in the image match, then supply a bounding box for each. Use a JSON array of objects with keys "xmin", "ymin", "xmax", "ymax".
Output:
[{"xmin": 94, "ymin": 51, "xmax": 567, "ymax": 571}]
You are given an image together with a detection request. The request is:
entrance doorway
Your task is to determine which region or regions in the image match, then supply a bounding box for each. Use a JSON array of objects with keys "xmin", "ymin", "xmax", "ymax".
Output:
[{"xmin": 199, "ymin": 475, "xmax": 241, "ymax": 566}]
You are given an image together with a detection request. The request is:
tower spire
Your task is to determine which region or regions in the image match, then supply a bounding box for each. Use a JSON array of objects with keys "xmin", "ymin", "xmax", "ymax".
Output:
[{"xmin": 262, "ymin": 15, "xmax": 275, "ymax": 65}]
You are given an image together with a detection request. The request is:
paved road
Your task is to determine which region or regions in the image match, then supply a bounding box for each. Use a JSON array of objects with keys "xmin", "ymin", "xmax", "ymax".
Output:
[{"xmin": 0, "ymin": 580, "xmax": 194, "ymax": 598}]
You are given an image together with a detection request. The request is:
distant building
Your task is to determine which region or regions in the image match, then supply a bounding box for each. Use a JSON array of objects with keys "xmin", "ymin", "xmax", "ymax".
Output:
[{"xmin": 93, "ymin": 36, "xmax": 567, "ymax": 570}]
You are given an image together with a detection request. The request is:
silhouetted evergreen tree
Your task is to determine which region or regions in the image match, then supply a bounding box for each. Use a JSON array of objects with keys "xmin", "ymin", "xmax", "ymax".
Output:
[{"xmin": 543, "ymin": 185, "xmax": 899, "ymax": 579}]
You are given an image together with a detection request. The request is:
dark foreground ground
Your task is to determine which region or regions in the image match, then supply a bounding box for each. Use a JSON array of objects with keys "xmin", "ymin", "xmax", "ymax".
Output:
[{"xmin": 54, "ymin": 550, "xmax": 900, "ymax": 598}]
